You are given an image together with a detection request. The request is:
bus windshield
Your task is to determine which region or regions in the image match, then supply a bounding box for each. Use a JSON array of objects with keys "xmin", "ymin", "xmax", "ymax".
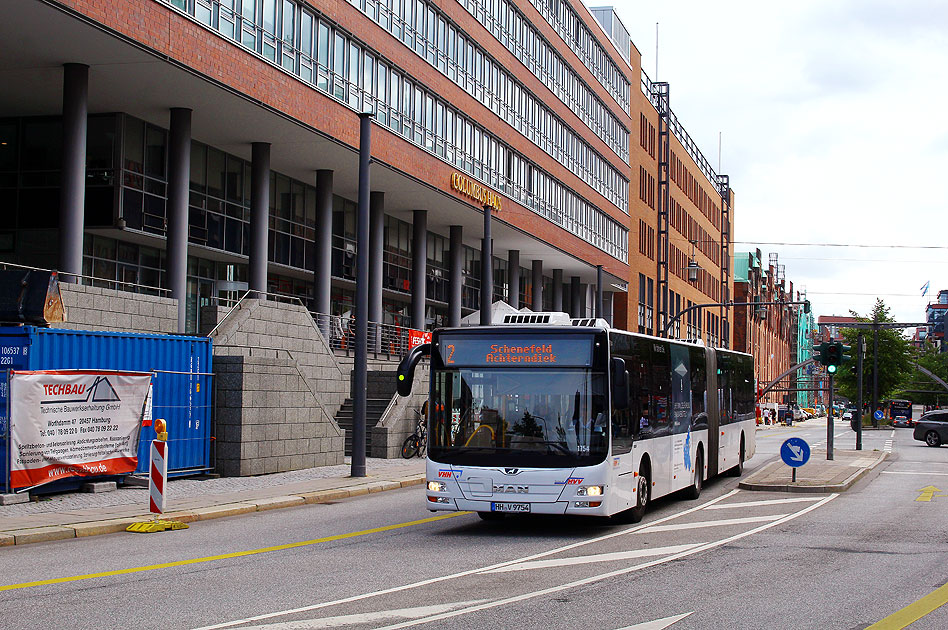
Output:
[{"xmin": 429, "ymin": 367, "xmax": 608, "ymax": 468}]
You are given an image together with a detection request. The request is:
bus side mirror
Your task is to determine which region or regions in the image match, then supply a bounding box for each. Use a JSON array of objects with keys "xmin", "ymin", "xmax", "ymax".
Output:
[
  {"xmin": 611, "ymin": 357, "xmax": 629, "ymax": 410},
  {"xmin": 396, "ymin": 343, "xmax": 430, "ymax": 397}
]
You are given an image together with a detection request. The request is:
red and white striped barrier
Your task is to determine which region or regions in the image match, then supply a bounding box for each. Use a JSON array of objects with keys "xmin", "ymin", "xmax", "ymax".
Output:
[{"xmin": 149, "ymin": 439, "xmax": 167, "ymax": 515}]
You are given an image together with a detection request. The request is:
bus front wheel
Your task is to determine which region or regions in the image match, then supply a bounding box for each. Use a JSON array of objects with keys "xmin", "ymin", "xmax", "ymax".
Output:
[{"xmin": 629, "ymin": 471, "xmax": 650, "ymax": 523}]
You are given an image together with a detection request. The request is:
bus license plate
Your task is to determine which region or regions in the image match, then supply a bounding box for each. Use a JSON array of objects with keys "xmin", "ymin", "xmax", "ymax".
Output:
[{"xmin": 491, "ymin": 502, "xmax": 530, "ymax": 513}]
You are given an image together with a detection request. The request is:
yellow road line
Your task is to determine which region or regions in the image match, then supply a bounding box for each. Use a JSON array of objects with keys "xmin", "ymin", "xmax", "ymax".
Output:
[
  {"xmin": 866, "ymin": 581, "xmax": 948, "ymax": 629},
  {"xmin": 1, "ymin": 512, "xmax": 468, "ymax": 593}
]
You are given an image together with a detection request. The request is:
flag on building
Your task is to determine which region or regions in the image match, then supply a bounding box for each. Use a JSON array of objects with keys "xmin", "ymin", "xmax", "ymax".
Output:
[{"xmin": 921, "ymin": 281, "xmax": 930, "ymax": 297}]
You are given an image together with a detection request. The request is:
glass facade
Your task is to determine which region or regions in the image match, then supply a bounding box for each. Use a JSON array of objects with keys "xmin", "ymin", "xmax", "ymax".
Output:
[{"xmin": 159, "ymin": 0, "xmax": 628, "ymax": 262}]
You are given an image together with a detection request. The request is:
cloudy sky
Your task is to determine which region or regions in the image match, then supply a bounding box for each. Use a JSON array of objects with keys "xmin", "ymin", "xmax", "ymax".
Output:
[{"xmin": 608, "ymin": 0, "xmax": 947, "ymax": 326}]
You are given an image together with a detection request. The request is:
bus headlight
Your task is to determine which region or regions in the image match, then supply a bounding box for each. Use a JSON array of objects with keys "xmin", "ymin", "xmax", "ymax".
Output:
[
  {"xmin": 428, "ymin": 481, "xmax": 446, "ymax": 492},
  {"xmin": 576, "ymin": 485, "xmax": 603, "ymax": 496}
]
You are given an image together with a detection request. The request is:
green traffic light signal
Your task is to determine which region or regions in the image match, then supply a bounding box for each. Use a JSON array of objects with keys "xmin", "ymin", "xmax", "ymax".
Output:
[{"xmin": 827, "ymin": 364, "xmax": 837, "ymax": 374}]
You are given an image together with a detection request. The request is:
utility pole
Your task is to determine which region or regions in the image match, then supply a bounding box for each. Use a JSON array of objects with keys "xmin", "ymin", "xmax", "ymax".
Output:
[{"xmin": 856, "ymin": 332, "xmax": 864, "ymax": 450}]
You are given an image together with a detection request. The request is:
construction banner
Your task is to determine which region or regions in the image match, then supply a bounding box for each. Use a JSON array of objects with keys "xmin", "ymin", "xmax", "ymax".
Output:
[{"xmin": 9, "ymin": 370, "xmax": 151, "ymax": 489}]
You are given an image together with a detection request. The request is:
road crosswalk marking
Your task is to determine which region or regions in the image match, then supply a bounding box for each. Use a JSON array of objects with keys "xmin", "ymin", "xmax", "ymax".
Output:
[
  {"xmin": 638, "ymin": 514, "xmax": 787, "ymax": 533},
  {"xmin": 483, "ymin": 544, "xmax": 703, "ymax": 573},
  {"xmin": 704, "ymin": 497, "xmax": 822, "ymax": 510}
]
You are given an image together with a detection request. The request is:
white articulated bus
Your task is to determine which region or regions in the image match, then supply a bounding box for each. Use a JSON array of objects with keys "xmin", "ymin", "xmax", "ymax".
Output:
[{"xmin": 396, "ymin": 312, "xmax": 756, "ymax": 522}]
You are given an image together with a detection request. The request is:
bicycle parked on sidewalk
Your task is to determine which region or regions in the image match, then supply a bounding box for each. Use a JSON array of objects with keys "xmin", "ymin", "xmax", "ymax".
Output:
[{"xmin": 401, "ymin": 407, "xmax": 427, "ymax": 458}]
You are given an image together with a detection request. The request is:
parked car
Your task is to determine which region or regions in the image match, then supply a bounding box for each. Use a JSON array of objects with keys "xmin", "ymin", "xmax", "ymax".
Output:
[
  {"xmin": 892, "ymin": 415, "xmax": 913, "ymax": 428},
  {"xmin": 913, "ymin": 410, "xmax": 948, "ymax": 447}
]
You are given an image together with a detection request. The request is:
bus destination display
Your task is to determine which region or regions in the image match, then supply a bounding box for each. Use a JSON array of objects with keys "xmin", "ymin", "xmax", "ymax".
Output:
[{"xmin": 437, "ymin": 335, "xmax": 592, "ymax": 367}]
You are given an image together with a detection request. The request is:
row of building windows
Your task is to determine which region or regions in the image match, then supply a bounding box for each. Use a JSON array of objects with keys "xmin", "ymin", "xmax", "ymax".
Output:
[
  {"xmin": 524, "ymin": 0, "xmax": 630, "ymax": 110},
  {"xmin": 669, "ymin": 199, "xmax": 721, "ymax": 268},
  {"xmin": 638, "ymin": 165, "xmax": 656, "ymax": 210},
  {"xmin": 639, "ymin": 113, "xmax": 657, "ymax": 160},
  {"xmin": 455, "ymin": 0, "xmax": 630, "ymax": 161},
  {"xmin": 340, "ymin": 0, "xmax": 630, "ymax": 203},
  {"xmin": 638, "ymin": 219, "xmax": 655, "ymax": 261},
  {"xmin": 637, "ymin": 273, "xmax": 723, "ymax": 344},
  {"xmin": 162, "ymin": 0, "xmax": 628, "ymax": 261},
  {"xmin": 671, "ymin": 150, "xmax": 721, "ymax": 231}
]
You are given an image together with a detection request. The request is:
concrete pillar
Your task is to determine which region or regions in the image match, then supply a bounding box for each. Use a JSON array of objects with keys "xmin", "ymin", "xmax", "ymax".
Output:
[
  {"xmin": 250, "ymin": 142, "xmax": 271, "ymax": 298},
  {"xmin": 59, "ymin": 63, "xmax": 88, "ymax": 282},
  {"xmin": 552, "ymin": 269, "xmax": 563, "ymax": 312},
  {"xmin": 369, "ymin": 191, "xmax": 384, "ymax": 350},
  {"xmin": 411, "ymin": 209, "xmax": 427, "ymax": 330},
  {"xmin": 595, "ymin": 265, "xmax": 603, "ymax": 319},
  {"xmin": 480, "ymin": 206, "xmax": 492, "ymax": 325},
  {"xmin": 570, "ymin": 276, "xmax": 581, "ymax": 318},
  {"xmin": 531, "ymin": 259, "xmax": 543, "ymax": 311},
  {"xmin": 167, "ymin": 108, "xmax": 191, "ymax": 334},
  {"xmin": 314, "ymin": 169, "xmax": 333, "ymax": 336},
  {"xmin": 507, "ymin": 249, "xmax": 520, "ymax": 308},
  {"xmin": 449, "ymin": 225, "xmax": 463, "ymax": 327}
]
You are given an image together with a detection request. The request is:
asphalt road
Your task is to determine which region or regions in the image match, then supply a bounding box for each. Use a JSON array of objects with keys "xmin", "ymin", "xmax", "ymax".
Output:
[{"xmin": 1, "ymin": 421, "xmax": 946, "ymax": 630}]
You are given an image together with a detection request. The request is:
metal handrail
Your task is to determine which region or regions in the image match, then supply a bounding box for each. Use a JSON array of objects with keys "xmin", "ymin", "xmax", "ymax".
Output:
[{"xmin": 0, "ymin": 261, "xmax": 171, "ymax": 295}]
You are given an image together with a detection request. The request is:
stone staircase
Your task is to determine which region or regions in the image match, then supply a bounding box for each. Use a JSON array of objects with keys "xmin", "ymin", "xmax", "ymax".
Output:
[{"xmin": 336, "ymin": 369, "xmax": 398, "ymax": 456}]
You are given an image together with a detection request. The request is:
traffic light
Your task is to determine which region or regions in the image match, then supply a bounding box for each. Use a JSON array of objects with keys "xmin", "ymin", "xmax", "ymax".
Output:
[
  {"xmin": 811, "ymin": 342, "xmax": 826, "ymax": 365},
  {"xmin": 824, "ymin": 341, "xmax": 850, "ymax": 374}
]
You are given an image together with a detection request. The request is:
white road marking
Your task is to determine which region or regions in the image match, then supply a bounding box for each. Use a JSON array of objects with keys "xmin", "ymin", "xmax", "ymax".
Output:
[
  {"xmin": 373, "ymin": 495, "xmax": 838, "ymax": 630},
  {"xmin": 704, "ymin": 497, "xmax": 822, "ymax": 510},
  {"xmin": 192, "ymin": 490, "xmax": 742, "ymax": 630},
  {"xmin": 614, "ymin": 612, "xmax": 694, "ymax": 630},
  {"xmin": 236, "ymin": 601, "xmax": 488, "ymax": 629},
  {"xmin": 882, "ymin": 471, "xmax": 948, "ymax": 476},
  {"xmin": 483, "ymin": 544, "xmax": 703, "ymax": 573},
  {"xmin": 639, "ymin": 514, "xmax": 787, "ymax": 533}
]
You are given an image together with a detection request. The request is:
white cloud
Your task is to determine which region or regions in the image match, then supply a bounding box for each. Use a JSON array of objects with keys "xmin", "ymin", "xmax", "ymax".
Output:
[{"xmin": 608, "ymin": 0, "xmax": 948, "ymax": 323}]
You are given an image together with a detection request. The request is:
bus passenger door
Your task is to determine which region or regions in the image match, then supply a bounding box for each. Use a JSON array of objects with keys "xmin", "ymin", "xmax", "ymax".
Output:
[{"xmin": 706, "ymin": 350, "xmax": 721, "ymax": 477}]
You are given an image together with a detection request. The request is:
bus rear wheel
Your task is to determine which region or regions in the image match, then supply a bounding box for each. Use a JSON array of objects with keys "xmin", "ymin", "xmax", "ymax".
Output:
[
  {"xmin": 729, "ymin": 436, "xmax": 745, "ymax": 477},
  {"xmin": 684, "ymin": 452, "xmax": 703, "ymax": 500}
]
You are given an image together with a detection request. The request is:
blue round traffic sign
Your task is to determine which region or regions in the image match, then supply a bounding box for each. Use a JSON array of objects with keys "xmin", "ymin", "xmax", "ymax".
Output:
[
  {"xmin": 780, "ymin": 437, "xmax": 811, "ymax": 468},
  {"xmin": 874, "ymin": 410, "xmax": 884, "ymax": 421}
]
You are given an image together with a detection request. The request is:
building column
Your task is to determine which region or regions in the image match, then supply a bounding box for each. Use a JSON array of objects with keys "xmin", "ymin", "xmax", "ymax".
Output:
[
  {"xmin": 449, "ymin": 225, "xmax": 463, "ymax": 327},
  {"xmin": 411, "ymin": 209, "xmax": 427, "ymax": 330},
  {"xmin": 314, "ymin": 169, "xmax": 333, "ymax": 336},
  {"xmin": 369, "ymin": 191, "xmax": 384, "ymax": 349},
  {"xmin": 552, "ymin": 268, "xmax": 563, "ymax": 312},
  {"xmin": 570, "ymin": 276, "xmax": 581, "ymax": 318},
  {"xmin": 167, "ymin": 108, "xmax": 191, "ymax": 334},
  {"xmin": 507, "ymin": 249, "xmax": 520, "ymax": 309},
  {"xmin": 531, "ymin": 259, "xmax": 543, "ymax": 311},
  {"xmin": 250, "ymin": 142, "xmax": 271, "ymax": 298},
  {"xmin": 480, "ymin": 206, "xmax": 493, "ymax": 325},
  {"xmin": 59, "ymin": 63, "xmax": 88, "ymax": 282}
]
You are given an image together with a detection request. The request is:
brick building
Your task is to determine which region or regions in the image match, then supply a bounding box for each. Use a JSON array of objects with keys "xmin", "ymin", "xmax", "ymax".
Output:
[
  {"xmin": 732, "ymin": 251, "xmax": 802, "ymax": 405},
  {"xmin": 1, "ymin": 0, "xmax": 735, "ymax": 468}
]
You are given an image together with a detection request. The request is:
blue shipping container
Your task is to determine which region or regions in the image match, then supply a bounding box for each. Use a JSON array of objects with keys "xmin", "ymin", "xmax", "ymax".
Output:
[{"xmin": 0, "ymin": 326, "xmax": 212, "ymax": 489}]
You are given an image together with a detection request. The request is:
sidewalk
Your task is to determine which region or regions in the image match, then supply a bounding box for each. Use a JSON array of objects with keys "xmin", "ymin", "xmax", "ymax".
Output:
[
  {"xmin": 739, "ymin": 447, "xmax": 887, "ymax": 493},
  {"xmin": 0, "ymin": 457, "xmax": 427, "ymax": 547}
]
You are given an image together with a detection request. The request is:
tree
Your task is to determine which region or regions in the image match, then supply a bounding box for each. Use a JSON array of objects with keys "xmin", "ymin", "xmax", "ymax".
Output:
[
  {"xmin": 834, "ymin": 300, "xmax": 912, "ymax": 404},
  {"xmin": 897, "ymin": 342, "xmax": 948, "ymax": 407}
]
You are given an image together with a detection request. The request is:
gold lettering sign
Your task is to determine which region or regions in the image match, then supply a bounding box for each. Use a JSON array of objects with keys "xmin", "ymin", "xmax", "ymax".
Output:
[{"xmin": 450, "ymin": 173, "xmax": 502, "ymax": 211}]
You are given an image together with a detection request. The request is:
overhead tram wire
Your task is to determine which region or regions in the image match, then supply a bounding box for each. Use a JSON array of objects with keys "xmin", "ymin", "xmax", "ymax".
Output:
[{"xmin": 733, "ymin": 241, "xmax": 948, "ymax": 250}]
